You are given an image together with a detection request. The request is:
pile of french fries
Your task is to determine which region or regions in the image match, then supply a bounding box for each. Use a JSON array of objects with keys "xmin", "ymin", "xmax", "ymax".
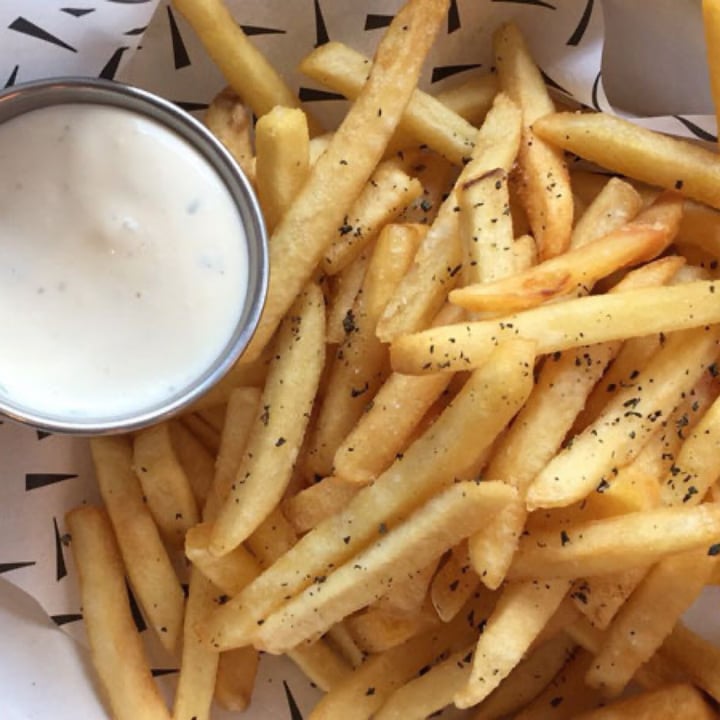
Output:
[{"xmin": 65, "ymin": 0, "xmax": 720, "ymax": 718}]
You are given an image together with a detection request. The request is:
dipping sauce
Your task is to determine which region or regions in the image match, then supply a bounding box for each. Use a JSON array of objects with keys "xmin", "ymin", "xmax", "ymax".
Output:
[{"xmin": 0, "ymin": 103, "xmax": 249, "ymax": 423}]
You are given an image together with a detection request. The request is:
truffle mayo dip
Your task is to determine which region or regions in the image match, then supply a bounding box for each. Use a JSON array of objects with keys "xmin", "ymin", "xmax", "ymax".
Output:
[{"xmin": 0, "ymin": 103, "xmax": 249, "ymax": 425}]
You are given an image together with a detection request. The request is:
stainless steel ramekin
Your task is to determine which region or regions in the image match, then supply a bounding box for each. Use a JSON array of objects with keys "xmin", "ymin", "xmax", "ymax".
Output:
[{"xmin": 0, "ymin": 78, "xmax": 268, "ymax": 435}]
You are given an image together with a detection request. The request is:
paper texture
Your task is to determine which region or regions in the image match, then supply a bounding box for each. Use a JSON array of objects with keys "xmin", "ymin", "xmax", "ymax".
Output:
[{"xmin": 0, "ymin": 0, "xmax": 717, "ymax": 717}]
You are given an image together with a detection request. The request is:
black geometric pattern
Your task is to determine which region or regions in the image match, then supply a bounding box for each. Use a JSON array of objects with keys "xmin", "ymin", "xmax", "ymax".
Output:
[
  {"xmin": 283, "ymin": 681, "xmax": 304, "ymax": 720},
  {"xmin": 60, "ymin": 8, "xmax": 95, "ymax": 18},
  {"xmin": 167, "ymin": 6, "xmax": 190, "ymax": 69},
  {"xmin": 364, "ymin": 14, "xmax": 393, "ymax": 31},
  {"xmin": 241, "ymin": 25, "xmax": 286, "ymax": 37},
  {"xmin": 99, "ymin": 46, "xmax": 129, "ymax": 79},
  {"xmin": 0, "ymin": 561, "xmax": 36, "ymax": 575},
  {"xmin": 447, "ymin": 0, "xmax": 461, "ymax": 33},
  {"xmin": 8, "ymin": 17, "xmax": 77, "ymax": 52},
  {"xmin": 4, "ymin": 64, "xmax": 18, "ymax": 88},
  {"xmin": 53, "ymin": 517, "xmax": 68, "ymax": 581},
  {"xmin": 313, "ymin": 0, "xmax": 329, "ymax": 46},
  {"xmin": 567, "ymin": 0, "xmax": 594, "ymax": 46},
  {"xmin": 25, "ymin": 473, "xmax": 77, "ymax": 491},
  {"xmin": 51, "ymin": 612, "xmax": 83, "ymax": 626},
  {"xmin": 431, "ymin": 63, "xmax": 483, "ymax": 83}
]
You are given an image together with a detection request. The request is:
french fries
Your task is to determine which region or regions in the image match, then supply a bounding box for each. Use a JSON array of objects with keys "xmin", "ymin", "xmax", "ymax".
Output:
[
  {"xmin": 242, "ymin": 0, "xmax": 449, "ymax": 360},
  {"xmin": 64, "ymin": 3, "xmax": 720, "ymax": 718},
  {"xmin": 494, "ymin": 22, "xmax": 573, "ymax": 259},
  {"xmin": 210, "ymin": 284, "xmax": 325, "ymax": 554},
  {"xmin": 391, "ymin": 280, "xmax": 720, "ymax": 375},
  {"xmin": 533, "ymin": 110, "xmax": 720, "ymax": 209},
  {"xmin": 67, "ymin": 506, "xmax": 172, "ymax": 720}
]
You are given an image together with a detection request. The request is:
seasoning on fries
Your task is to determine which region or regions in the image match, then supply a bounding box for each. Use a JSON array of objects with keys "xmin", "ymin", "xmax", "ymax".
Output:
[{"xmin": 64, "ymin": 0, "xmax": 720, "ymax": 717}]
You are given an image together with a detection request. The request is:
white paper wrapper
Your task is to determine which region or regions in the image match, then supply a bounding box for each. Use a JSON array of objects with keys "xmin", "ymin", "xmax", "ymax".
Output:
[{"xmin": 0, "ymin": 1, "xmax": 718, "ymax": 717}]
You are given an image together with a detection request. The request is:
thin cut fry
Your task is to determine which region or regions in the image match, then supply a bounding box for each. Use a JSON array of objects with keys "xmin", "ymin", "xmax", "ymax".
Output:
[
  {"xmin": 434, "ymin": 72, "xmax": 499, "ymax": 127},
  {"xmin": 242, "ymin": 0, "xmax": 449, "ymax": 360},
  {"xmin": 494, "ymin": 22, "xmax": 573, "ymax": 259},
  {"xmin": 321, "ymin": 162, "xmax": 423, "ymax": 274},
  {"xmin": 533, "ymin": 111, "xmax": 720, "ymax": 209},
  {"xmin": 91, "ymin": 436, "xmax": 185, "ymax": 654},
  {"xmin": 255, "ymin": 106, "xmax": 310, "ymax": 232},
  {"xmin": 204, "ymin": 87, "xmax": 255, "ymax": 180},
  {"xmin": 377, "ymin": 92, "xmax": 521, "ymax": 342},
  {"xmin": 390, "ymin": 280, "xmax": 720, "ymax": 375},
  {"xmin": 431, "ymin": 542, "xmax": 480, "ymax": 622},
  {"xmin": 451, "ymin": 193, "xmax": 682, "ymax": 313},
  {"xmin": 299, "ymin": 41, "xmax": 478, "ymax": 165},
  {"xmin": 454, "ymin": 579, "xmax": 569, "ymax": 708},
  {"xmin": 133, "ymin": 422, "xmax": 200, "ymax": 545},
  {"xmin": 472, "ymin": 633, "xmax": 578, "ymax": 720},
  {"xmin": 210, "ymin": 284, "xmax": 325, "ymax": 555},
  {"xmin": 213, "ymin": 647, "xmax": 259, "ymax": 713},
  {"xmin": 172, "ymin": 0, "xmax": 322, "ymax": 134},
  {"xmin": 526, "ymin": 325, "xmax": 720, "ymax": 510},
  {"xmin": 66, "ymin": 506, "xmax": 172, "ymax": 720},
  {"xmin": 334, "ymin": 304, "xmax": 462, "ymax": 484},
  {"xmin": 172, "ymin": 568, "xmax": 220, "ymax": 720},
  {"xmin": 585, "ymin": 549, "xmax": 716, "ymax": 696},
  {"xmin": 662, "ymin": 622, "xmax": 720, "ymax": 703},
  {"xmin": 575, "ymin": 683, "xmax": 717, "ymax": 720},
  {"xmin": 312, "ymin": 592, "xmax": 491, "ymax": 720},
  {"xmin": 508, "ymin": 503, "xmax": 720, "ymax": 580},
  {"xmin": 570, "ymin": 177, "xmax": 643, "ymax": 249},
  {"xmin": 306, "ymin": 224, "xmax": 421, "ymax": 478}
]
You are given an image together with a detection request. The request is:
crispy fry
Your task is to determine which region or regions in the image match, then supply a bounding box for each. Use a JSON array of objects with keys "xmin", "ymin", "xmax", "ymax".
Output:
[
  {"xmin": 334, "ymin": 304, "xmax": 462, "ymax": 484},
  {"xmin": 526, "ymin": 325, "xmax": 720, "ymax": 510},
  {"xmin": 213, "ymin": 647, "xmax": 258, "ymax": 713},
  {"xmin": 570, "ymin": 178, "xmax": 643, "ymax": 249},
  {"xmin": 66, "ymin": 506, "xmax": 172, "ymax": 720},
  {"xmin": 133, "ymin": 422, "xmax": 200, "ymax": 545},
  {"xmin": 254, "ymin": 481, "xmax": 516, "ymax": 653},
  {"xmin": 513, "ymin": 649, "xmax": 602, "ymax": 720},
  {"xmin": 494, "ymin": 22, "xmax": 572, "ymax": 259},
  {"xmin": 92, "ymin": 436, "xmax": 185, "ymax": 654},
  {"xmin": 205, "ymin": 387, "xmax": 262, "ymax": 521},
  {"xmin": 434, "ymin": 72, "xmax": 499, "ymax": 127},
  {"xmin": 533, "ymin": 111, "xmax": 720, "ymax": 209},
  {"xmin": 472, "ymin": 633, "xmax": 577, "ymax": 720},
  {"xmin": 508, "ymin": 503, "xmax": 720, "ymax": 580},
  {"xmin": 299, "ymin": 41, "xmax": 478, "ymax": 165},
  {"xmin": 204, "ymin": 87, "xmax": 254, "ymax": 180},
  {"xmin": 575, "ymin": 683, "xmax": 717, "ymax": 720},
  {"xmin": 662, "ymin": 622, "xmax": 720, "ymax": 703},
  {"xmin": 210, "ymin": 284, "xmax": 325, "ymax": 554},
  {"xmin": 170, "ymin": 420, "xmax": 216, "ymax": 508},
  {"xmin": 586, "ymin": 549, "xmax": 716, "ymax": 696},
  {"xmin": 312, "ymin": 592, "xmax": 489, "ymax": 720},
  {"xmin": 243, "ymin": 0, "xmax": 449, "ymax": 360},
  {"xmin": 306, "ymin": 224, "xmax": 421, "ymax": 478},
  {"xmin": 431, "ymin": 542, "xmax": 480, "ymax": 622},
  {"xmin": 451, "ymin": 193, "xmax": 682, "ymax": 313},
  {"xmin": 326, "ymin": 247, "xmax": 371, "ymax": 345},
  {"xmin": 172, "ymin": 568, "xmax": 220, "ymax": 720},
  {"xmin": 255, "ymin": 106, "xmax": 310, "ymax": 232},
  {"xmin": 172, "ymin": 0, "xmax": 321, "ymax": 134},
  {"xmin": 454, "ymin": 579, "xmax": 569, "ymax": 708},
  {"xmin": 321, "ymin": 163, "xmax": 423, "ymax": 274},
  {"xmin": 391, "ymin": 280, "xmax": 720, "ymax": 375},
  {"xmin": 377, "ymin": 92, "xmax": 521, "ymax": 342},
  {"xmin": 284, "ymin": 476, "xmax": 361, "ymax": 534}
]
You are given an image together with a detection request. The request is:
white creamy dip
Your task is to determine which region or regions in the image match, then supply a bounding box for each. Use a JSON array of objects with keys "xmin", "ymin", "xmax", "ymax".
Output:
[{"xmin": 0, "ymin": 103, "xmax": 249, "ymax": 421}]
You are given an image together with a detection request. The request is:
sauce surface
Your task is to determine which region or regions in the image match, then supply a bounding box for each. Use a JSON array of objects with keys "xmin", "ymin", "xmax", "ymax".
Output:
[{"xmin": 0, "ymin": 103, "xmax": 248, "ymax": 421}]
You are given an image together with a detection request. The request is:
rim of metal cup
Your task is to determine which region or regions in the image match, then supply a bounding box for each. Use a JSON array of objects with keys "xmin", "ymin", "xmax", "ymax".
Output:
[{"xmin": 0, "ymin": 77, "xmax": 268, "ymax": 436}]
